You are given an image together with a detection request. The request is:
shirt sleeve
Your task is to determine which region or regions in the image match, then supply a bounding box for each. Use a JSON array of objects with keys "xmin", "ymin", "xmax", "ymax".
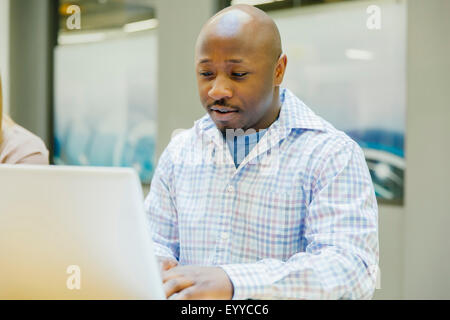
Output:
[
  {"xmin": 144, "ymin": 146, "xmax": 180, "ymax": 261},
  {"xmin": 220, "ymin": 140, "xmax": 379, "ymax": 300},
  {"xmin": 0, "ymin": 125, "xmax": 49, "ymax": 165},
  {"xmin": 16, "ymin": 151, "xmax": 49, "ymax": 165}
]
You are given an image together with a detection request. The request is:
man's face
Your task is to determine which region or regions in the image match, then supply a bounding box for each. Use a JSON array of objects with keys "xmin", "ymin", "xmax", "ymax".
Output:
[{"xmin": 195, "ymin": 33, "xmax": 278, "ymax": 133}]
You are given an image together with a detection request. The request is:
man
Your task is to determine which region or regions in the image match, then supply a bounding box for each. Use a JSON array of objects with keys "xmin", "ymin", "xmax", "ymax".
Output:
[{"xmin": 146, "ymin": 4, "xmax": 378, "ymax": 300}]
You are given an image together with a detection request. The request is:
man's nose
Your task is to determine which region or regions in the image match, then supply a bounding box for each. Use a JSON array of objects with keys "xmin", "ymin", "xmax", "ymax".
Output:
[{"xmin": 208, "ymin": 76, "xmax": 232, "ymax": 101}]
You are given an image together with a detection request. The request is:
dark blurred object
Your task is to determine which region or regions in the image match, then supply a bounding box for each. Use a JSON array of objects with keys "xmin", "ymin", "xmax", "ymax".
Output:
[
  {"xmin": 59, "ymin": 0, "xmax": 155, "ymax": 32},
  {"xmin": 219, "ymin": 0, "xmax": 357, "ymax": 12}
]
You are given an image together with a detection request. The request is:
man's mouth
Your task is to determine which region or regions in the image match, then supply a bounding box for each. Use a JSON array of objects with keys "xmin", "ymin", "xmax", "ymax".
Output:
[
  {"xmin": 209, "ymin": 106, "xmax": 239, "ymax": 121},
  {"xmin": 210, "ymin": 106, "xmax": 238, "ymax": 113}
]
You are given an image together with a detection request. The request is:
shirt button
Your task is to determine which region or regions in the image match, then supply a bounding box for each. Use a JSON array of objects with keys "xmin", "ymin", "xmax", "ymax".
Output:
[
  {"xmin": 221, "ymin": 232, "xmax": 229, "ymax": 240},
  {"xmin": 226, "ymin": 185, "xmax": 235, "ymax": 193}
]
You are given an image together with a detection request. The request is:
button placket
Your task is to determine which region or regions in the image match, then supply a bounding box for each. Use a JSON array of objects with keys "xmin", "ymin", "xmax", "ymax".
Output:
[
  {"xmin": 220, "ymin": 232, "xmax": 229, "ymax": 241},
  {"xmin": 214, "ymin": 179, "xmax": 235, "ymax": 263}
]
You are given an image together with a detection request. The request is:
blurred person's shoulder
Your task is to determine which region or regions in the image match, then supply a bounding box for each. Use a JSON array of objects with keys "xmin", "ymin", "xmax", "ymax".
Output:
[{"xmin": 0, "ymin": 123, "xmax": 49, "ymax": 165}]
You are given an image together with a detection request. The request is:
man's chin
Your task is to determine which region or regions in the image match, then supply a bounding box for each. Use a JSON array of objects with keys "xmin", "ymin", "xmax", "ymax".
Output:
[
  {"xmin": 214, "ymin": 119, "xmax": 256, "ymax": 133},
  {"xmin": 216, "ymin": 124, "xmax": 234, "ymax": 135},
  {"xmin": 210, "ymin": 116, "xmax": 243, "ymax": 133}
]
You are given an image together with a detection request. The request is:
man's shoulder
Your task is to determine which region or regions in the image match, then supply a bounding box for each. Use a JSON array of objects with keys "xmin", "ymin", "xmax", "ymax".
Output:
[
  {"xmin": 281, "ymin": 89, "xmax": 359, "ymax": 158},
  {"xmin": 160, "ymin": 113, "xmax": 211, "ymax": 161},
  {"xmin": 165, "ymin": 115, "xmax": 209, "ymax": 150},
  {"xmin": 310, "ymin": 119, "xmax": 355, "ymax": 149},
  {"xmin": 285, "ymin": 106, "xmax": 356, "ymax": 153},
  {"xmin": 282, "ymin": 88, "xmax": 350, "ymax": 142}
]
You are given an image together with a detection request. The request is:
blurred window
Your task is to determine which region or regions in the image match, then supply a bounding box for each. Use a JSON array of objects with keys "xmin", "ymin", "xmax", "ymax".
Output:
[{"xmin": 54, "ymin": 0, "xmax": 158, "ymax": 183}]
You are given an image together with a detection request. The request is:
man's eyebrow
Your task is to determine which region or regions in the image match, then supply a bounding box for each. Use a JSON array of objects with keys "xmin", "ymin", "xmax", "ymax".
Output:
[
  {"xmin": 226, "ymin": 59, "xmax": 244, "ymax": 63},
  {"xmin": 198, "ymin": 58, "xmax": 244, "ymax": 64}
]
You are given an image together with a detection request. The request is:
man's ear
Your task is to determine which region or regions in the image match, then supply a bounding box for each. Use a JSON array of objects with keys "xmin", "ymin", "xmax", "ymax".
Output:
[{"xmin": 274, "ymin": 54, "xmax": 287, "ymax": 86}]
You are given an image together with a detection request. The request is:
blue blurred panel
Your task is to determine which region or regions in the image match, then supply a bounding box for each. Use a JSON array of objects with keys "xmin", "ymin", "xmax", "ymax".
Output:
[
  {"xmin": 87, "ymin": 132, "xmax": 117, "ymax": 167},
  {"xmin": 120, "ymin": 136, "xmax": 155, "ymax": 183}
]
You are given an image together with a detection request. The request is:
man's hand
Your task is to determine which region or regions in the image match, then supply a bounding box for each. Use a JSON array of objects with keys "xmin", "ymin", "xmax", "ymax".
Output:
[
  {"xmin": 162, "ymin": 265, "xmax": 234, "ymax": 300},
  {"xmin": 157, "ymin": 256, "xmax": 178, "ymax": 272}
]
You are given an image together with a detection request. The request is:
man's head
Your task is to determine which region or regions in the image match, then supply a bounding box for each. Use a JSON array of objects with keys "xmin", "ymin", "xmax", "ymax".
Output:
[{"xmin": 195, "ymin": 4, "xmax": 287, "ymax": 133}]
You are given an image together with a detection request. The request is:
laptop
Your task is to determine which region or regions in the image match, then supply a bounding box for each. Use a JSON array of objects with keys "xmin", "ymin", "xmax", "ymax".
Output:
[{"xmin": 0, "ymin": 164, "xmax": 165, "ymax": 299}]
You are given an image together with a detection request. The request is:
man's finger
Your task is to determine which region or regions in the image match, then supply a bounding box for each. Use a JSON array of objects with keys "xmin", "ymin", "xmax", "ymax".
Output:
[
  {"xmin": 160, "ymin": 259, "xmax": 178, "ymax": 271},
  {"xmin": 164, "ymin": 277, "xmax": 194, "ymax": 298},
  {"xmin": 171, "ymin": 286, "xmax": 199, "ymax": 300},
  {"xmin": 162, "ymin": 266, "xmax": 185, "ymax": 283}
]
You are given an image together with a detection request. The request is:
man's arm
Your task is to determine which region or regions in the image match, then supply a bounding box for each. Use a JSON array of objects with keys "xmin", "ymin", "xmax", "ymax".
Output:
[
  {"xmin": 219, "ymin": 140, "xmax": 379, "ymax": 300},
  {"xmin": 145, "ymin": 146, "xmax": 180, "ymax": 262}
]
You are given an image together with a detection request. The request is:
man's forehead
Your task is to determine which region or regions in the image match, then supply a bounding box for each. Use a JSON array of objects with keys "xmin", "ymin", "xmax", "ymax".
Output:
[
  {"xmin": 196, "ymin": 29, "xmax": 263, "ymax": 63},
  {"xmin": 208, "ymin": 9, "xmax": 253, "ymax": 38},
  {"xmin": 195, "ymin": 44, "xmax": 261, "ymax": 66}
]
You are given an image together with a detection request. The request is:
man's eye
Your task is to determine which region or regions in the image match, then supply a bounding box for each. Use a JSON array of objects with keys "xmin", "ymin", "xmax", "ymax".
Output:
[
  {"xmin": 200, "ymin": 72, "xmax": 213, "ymax": 77},
  {"xmin": 232, "ymin": 72, "xmax": 248, "ymax": 78}
]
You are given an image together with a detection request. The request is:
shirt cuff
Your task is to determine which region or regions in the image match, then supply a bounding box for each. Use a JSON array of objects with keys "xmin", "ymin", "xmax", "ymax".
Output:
[
  {"xmin": 152, "ymin": 242, "xmax": 178, "ymax": 261},
  {"xmin": 219, "ymin": 263, "xmax": 273, "ymax": 300}
]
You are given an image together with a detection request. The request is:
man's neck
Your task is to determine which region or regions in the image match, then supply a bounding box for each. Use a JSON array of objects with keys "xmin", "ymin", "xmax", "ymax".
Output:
[{"xmin": 250, "ymin": 87, "xmax": 281, "ymax": 131}]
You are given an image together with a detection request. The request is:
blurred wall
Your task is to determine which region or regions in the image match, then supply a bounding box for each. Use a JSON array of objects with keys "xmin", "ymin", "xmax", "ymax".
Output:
[
  {"xmin": 155, "ymin": 0, "xmax": 215, "ymax": 158},
  {"xmin": 372, "ymin": 205, "xmax": 404, "ymax": 299},
  {"xmin": 9, "ymin": 0, "xmax": 54, "ymax": 151},
  {"xmin": 403, "ymin": 0, "xmax": 450, "ymax": 299},
  {"xmin": 0, "ymin": 0, "xmax": 10, "ymax": 114}
]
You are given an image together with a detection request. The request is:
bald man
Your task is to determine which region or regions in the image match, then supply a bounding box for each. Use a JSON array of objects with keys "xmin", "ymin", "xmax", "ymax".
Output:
[{"xmin": 146, "ymin": 5, "xmax": 378, "ymax": 300}]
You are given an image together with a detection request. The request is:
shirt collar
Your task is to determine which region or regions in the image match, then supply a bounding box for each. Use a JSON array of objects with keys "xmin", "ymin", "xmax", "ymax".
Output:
[{"xmin": 195, "ymin": 87, "xmax": 326, "ymax": 139}]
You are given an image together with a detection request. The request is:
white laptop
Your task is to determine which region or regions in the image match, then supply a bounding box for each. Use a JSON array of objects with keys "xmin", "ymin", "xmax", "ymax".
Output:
[{"xmin": 0, "ymin": 164, "xmax": 165, "ymax": 300}]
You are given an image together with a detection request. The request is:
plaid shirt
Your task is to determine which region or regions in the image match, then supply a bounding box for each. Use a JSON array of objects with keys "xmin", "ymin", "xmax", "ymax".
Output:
[{"xmin": 145, "ymin": 88, "xmax": 379, "ymax": 299}]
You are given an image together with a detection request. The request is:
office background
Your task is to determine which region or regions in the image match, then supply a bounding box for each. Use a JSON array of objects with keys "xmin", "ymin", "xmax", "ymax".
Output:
[{"xmin": 0, "ymin": 0, "xmax": 449, "ymax": 299}]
